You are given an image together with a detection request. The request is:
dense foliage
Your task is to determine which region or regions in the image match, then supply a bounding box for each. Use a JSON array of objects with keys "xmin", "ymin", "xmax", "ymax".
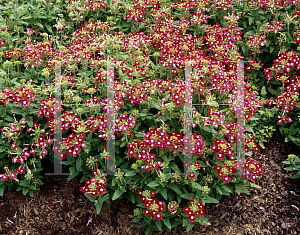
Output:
[{"xmin": 0, "ymin": 0, "xmax": 299, "ymax": 233}]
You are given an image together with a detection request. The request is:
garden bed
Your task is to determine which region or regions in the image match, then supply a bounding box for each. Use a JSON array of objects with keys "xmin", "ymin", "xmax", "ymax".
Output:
[{"xmin": 0, "ymin": 137, "xmax": 299, "ymax": 235}]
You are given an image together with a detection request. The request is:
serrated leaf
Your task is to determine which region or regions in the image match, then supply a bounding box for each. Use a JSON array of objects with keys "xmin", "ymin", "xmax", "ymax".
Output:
[
  {"xmin": 35, "ymin": 22, "xmax": 44, "ymax": 28},
  {"xmin": 221, "ymin": 185, "xmax": 232, "ymax": 193},
  {"xmin": 163, "ymin": 218, "xmax": 172, "ymax": 230},
  {"xmin": 160, "ymin": 187, "xmax": 168, "ymax": 200},
  {"xmin": 181, "ymin": 193, "xmax": 194, "ymax": 200},
  {"xmin": 67, "ymin": 167, "xmax": 79, "ymax": 181},
  {"xmin": 215, "ymin": 185, "xmax": 222, "ymax": 195},
  {"xmin": 147, "ymin": 180, "xmax": 160, "ymax": 188},
  {"xmin": 26, "ymin": 116, "xmax": 33, "ymax": 127},
  {"xmin": 45, "ymin": 24, "xmax": 53, "ymax": 33},
  {"xmin": 112, "ymin": 188, "xmax": 124, "ymax": 201},
  {"xmin": 76, "ymin": 157, "xmax": 82, "ymax": 171},
  {"xmin": 249, "ymin": 183, "xmax": 262, "ymax": 189},
  {"xmin": 125, "ymin": 170, "xmax": 136, "ymax": 177},
  {"xmin": 258, "ymin": 142, "xmax": 265, "ymax": 149},
  {"xmin": 145, "ymin": 226, "xmax": 154, "ymax": 235},
  {"xmin": 168, "ymin": 184, "xmax": 183, "ymax": 195},
  {"xmin": 155, "ymin": 220, "xmax": 163, "ymax": 232},
  {"xmin": 131, "ymin": 217, "xmax": 141, "ymax": 222},
  {"xmin": 186, "ymin": 222, "xmax": 195, "ymax": 233},
  {"xmin": 205, "ymin": 196, "xmax": 219, "ymax": 203},
  {"xmin": 130, "ymin": 192, "xmax": 136, "ymax": 204},
  {"xmin": 0, "ymin": 186, "xmax": 4, "ymax": 196}
]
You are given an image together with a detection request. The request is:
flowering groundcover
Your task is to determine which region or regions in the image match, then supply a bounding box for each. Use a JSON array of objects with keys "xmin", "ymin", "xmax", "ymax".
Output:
[{"xmin": 0, "ymin": 0, "xmax": 300, "ymax": 233}]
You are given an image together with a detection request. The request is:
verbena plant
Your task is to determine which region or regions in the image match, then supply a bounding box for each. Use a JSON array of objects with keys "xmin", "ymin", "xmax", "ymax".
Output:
[{"xmin": 0, "ymin": 0, "xmax": 300, "ymax": 233}]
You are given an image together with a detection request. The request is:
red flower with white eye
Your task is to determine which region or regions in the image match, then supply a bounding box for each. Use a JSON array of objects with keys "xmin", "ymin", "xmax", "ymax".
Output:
[{"xmin": 150, "ymin": 190, "xmax": 156, "ymax": 196}]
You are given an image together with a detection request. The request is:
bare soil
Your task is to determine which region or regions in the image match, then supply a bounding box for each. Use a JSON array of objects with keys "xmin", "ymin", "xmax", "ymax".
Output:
[{"xmin": 0, "ymin": 137, "xmax": 299, "ymax": 235}]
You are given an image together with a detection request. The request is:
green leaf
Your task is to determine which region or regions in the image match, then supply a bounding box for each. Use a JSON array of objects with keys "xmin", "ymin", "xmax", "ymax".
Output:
[
  {"xmin": 22, "ymin": 188, "xmax": 29, "ymax": 195},
  {"xmin": 4, "ymin": 115, "xmax": 15, "ymax": 122},
  {"xmin": 186, "ymin": 222, "xmax": 195, "ymax": 233},
  {"xmin": 130, "ymin": 192, "xmax": 136, "ymax": 204},
  {"xmin": 183, "ymin": 217, "xmax": 188, "ymax": 227},
  {"xmin": 235, "ymin": 184, "xmax": 250, "ymax": 195},
  {"xmin": 0, "ymin": 146, "xmax": 6, "ymax": 153},
  {"xmin": 112, "ymin": 188, "xmax": 124, "ymax": 201},
  {"xmin": 125, "ymin": 170, "xmax": 136, "ymax": 177},
  {"xmin": 131, "ymin": 217, "xmax": 141, "ymax": 222},
  {"xmin": 202, "ymin": 126, "xmax": 212, "ymax": 133},
  {"xmin": 163, "ymin": 218, "xmax": 172, "ymax": 230},
  {"xmin": 198, "ymin": 216, "xmax": 211, "ymax": 225},
  {"xmin": 147, "ymin": 180, "xmax": 160, "ymax": 188},
  {"xmin": 84, "ymin": 193, "xmax": 96, "ymax": 202},
  {"xmin": 249, "ymin": 183, "xmax": 262, "ymax": 189},
  {"xmin": 181, "ymin": 193, "xmax": 194, "ymax": 200},
  {"xmin": 0, "ymin": 185, "xmax": 5, "ymax": 196},
  {"xmin": 155, "ymin": 220, "xmax": 163, "ymax": 232},
  {"xmin": 160, "ymin": 187, "xmax": 168, "ymax": 200},
  {"xmin": 120, "ymin": 142, "xmax": 126, "ymax": 147},
  {"xmin": 45, "ymin": 24, "xmax": 53, "ymax": 33},
  {"xmin": 95, "ymin": 200, "xmax": 104, "ymax": 214},
  {"xmin": 167, "ymin": 184, "xmax": 183, "ymax": 195},
  {"xmin": 292, "ymin": 171, "xmax": 300, "ymax": 179},
  {"xmin": 215, "ymin": 185, "xmax": 223, "ymax": 195},
  {"xmin": 192, "ymin": 182, "xmax": 202, "ymax": 191},
  {"xmin": 137, "ymin": 220, "xmax": 147, "ymax": 228},
  {"xmin": 76, "ymin": 157, "xmax": 82, "ymax": 171},
  {"xmin": 67, "ymin": 167, "xmax": 79, "ymax": 181},
  {"xmin": 145, "ymin": 226, "xmax": 154, "ymax": 235},
  {"xmin": 205, "ymin": 196, "xmax": 219, "ymax": 204},
  {"xmin": 248, "ymin": 17, "xmax": 254, "ymax": 25},
  {"xmin": 221, "ymin": 185, "xmax": 232, "ymax": 193},
  {"xmin": 35, "ymin": 22, "xmax": 44, "ymax": 28},
  {"xmin": 26, "ymin": 116, "xmax": 33, "ymax": 127},
  {"xmin": 83, "ymin": 142, "xmax": 91, "ymax": 153}
]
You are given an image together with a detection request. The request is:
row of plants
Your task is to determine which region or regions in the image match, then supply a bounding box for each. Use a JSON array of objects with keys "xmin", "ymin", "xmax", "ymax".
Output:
[{"xmin": 0, "ymin": 0, "xmax": 300, "ymax": 233}]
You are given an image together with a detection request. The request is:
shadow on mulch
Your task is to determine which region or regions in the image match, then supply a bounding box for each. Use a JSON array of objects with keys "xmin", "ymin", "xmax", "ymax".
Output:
[{"xmin": 0, "ymin": 137, "xmax": 299, "ymax": 235}]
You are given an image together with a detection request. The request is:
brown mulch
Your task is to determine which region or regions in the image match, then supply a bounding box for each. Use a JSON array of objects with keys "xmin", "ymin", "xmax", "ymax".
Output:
[{"xmin": 0, "ymin": 137, "xmax": 299, "ymax": 235}]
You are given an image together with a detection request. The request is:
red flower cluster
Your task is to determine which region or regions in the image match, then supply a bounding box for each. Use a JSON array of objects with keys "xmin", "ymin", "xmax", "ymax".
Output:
[
  {"xmin": 138, "ymin": 189, "xmax": 165, "ymax": 221},
  {"xmin": 2, "ymin": 48, "xmax": 22, "ymax": 58},
  {"xmin": 183, "ymin": 200, "xmax": 205, "ymax": 223},
  {"xmin": 247, "ymin": 34, "xmax": 266, "ymax": 54},
  {"xmin": 80, "ymin": 171, "xmax": 107, "ymax": 196},
  {"xmin": 0, "ymin": 86, "xmax": 36, "ymax": 108},
  {"xmin": 241, "ymin": 158, "xmax": 264, "ymax": 182}
]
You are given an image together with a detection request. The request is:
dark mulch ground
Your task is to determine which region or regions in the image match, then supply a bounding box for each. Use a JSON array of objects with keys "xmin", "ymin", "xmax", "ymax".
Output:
[{"xmin": 0, "ymin": 137, "xmax": 299, "ymax": 235}]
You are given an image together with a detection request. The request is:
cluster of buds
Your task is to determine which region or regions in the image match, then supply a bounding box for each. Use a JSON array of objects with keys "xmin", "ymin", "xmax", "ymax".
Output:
[
  {"xmin": 168, "ymin": 201, "xmax": 179, "ymax": 215},
  {"xmin": 138, "ymin": 190, "xmax": 165, "ymax": 221},
  {"xmin": 80, "ymin": 169, "xmax": 107, "ymax": 196},
  {"xmin": 183, "ymin": 200, "xmax": 205, "ymax": 223}
]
